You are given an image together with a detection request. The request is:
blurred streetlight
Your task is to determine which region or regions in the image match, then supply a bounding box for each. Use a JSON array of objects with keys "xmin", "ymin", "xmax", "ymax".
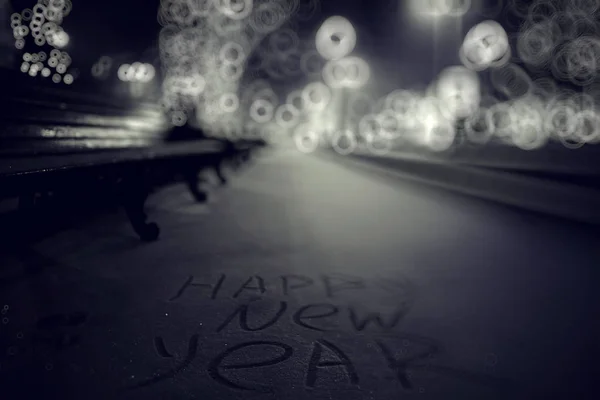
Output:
[
  {"xmin": 402, "ymin": 0, "xmax": 473, "ymax": 77},
  {"xmin": 407, "ymin": 0, "xmax": 472, "ymax": 21}
]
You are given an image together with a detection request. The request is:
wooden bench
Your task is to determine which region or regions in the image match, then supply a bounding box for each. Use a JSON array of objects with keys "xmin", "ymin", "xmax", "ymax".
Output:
[{"xmin": 0, "ymin": 89, "xmax": 264, "ymax": 242}]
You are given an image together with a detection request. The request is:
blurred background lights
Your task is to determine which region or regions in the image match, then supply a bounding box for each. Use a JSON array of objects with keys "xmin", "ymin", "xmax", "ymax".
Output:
[
  {"xmin": 460, "ymin": 20, "xmax": 510, "ymax": 71},
  {"xmin": 302, "ymin": 81, "xmax": 332, "ymax": 112},
  {"xmin": 275, "ymin": 103, "xmax": 300, "ymax": 128},
  {"xmin": 293, "ymin": 125, "xmax": 320, "ymax": 154},
  {"xmin": 5, "ymin": 0, "xmax": 600, "ymax": 154},
  {"xmin": 250, "ymin": 99, "xmax": 275, "ymax": 123},
  {"xmin": 117, "ymin": 63, "xmax": 156, "ymax": 83},
  {"xmin": 418, "ymin": 0, "xmax": 472, "ymax": 17},
  {"xmin": 435, "ymin": 66, "xmax": 481, "ymax": 120},
  {"xmin": 9, "ymin": 0, "xmax": 76, "ymax": 85},
  {"xmin": 220, "ymin": 92, "xmax": 240, "ymax": 113},
  {"xmin": 213, "ymin": 0, "xmax": 254, "ymax": 20},
  {"xmin": 315, "ymin": 16, "xmax": 356, "ymax": 61},
  {"xmin": 331, "ymin": 129, "xmax": 357, "ymax": 155}
]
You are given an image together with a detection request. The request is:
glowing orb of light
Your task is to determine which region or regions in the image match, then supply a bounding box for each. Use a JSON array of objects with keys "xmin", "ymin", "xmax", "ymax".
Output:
[{"xmin": 315, "ymin": 16, "xmax": 357, "ymax": 61}]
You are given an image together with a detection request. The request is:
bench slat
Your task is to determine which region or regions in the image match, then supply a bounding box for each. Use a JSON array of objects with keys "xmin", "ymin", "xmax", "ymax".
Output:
[
  {"xmin": 1, "ymin": 109, "xmax": 167, "ymax": 132},
  {"xmin": 0, "ymin": 141, "xmax": 226, "ymax": 177},
  {"xmin": 0, "ymin": 139, "xmax": 158, "ymax": 156},
  {"xmin": 0, "ymin": 123, "xmax": 166, "ymax": 139}
]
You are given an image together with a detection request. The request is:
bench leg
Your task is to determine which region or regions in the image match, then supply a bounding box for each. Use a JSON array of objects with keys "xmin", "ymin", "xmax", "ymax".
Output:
[
  {"xmin": 241, "ymin": 150, "xmax": 251, "ymax": 163},
  {"xmin": 215, "ymin": 161, "xmax": 228, "ymax": 185},
  {"xmin": 230, "ymin": 155, "xmax": 245, "ymax": 172},
  {"xmin": 183, "ymin": 170, "xmax": 208, "ymax": 203},
  {"xmin": 121, "ymin": 187, "xmax": 160, "ymax": 242}
]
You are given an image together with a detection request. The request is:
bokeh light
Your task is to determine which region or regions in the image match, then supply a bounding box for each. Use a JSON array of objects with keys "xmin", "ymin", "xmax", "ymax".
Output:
[{"xmin": 315, "ymin": 16, "xmax": 356, "ymax": 61}]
